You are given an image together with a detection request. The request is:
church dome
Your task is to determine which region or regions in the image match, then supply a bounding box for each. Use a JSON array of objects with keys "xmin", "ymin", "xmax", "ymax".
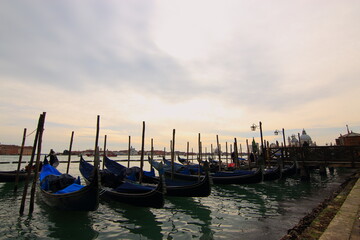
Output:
[
  {"xmin": 300, "ymin": 129, "xmax": 312, "ymax": 145},
  {"xmin": 291, "ymin": 136, "xmax": 298, "ymax": 143},
  {"xmin": 289, "ymin": 134, "xmax": 299, "ymax": 146}
]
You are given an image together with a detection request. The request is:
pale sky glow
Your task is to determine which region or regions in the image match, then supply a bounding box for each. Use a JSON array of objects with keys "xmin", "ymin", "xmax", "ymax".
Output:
[{"xmin": 1, "ymin": 0, "xmax": 360, "ymax": 153}]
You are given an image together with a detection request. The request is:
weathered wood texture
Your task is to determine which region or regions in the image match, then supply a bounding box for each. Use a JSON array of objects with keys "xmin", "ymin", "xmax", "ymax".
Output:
[{"xmin": 266, "ymin": 146, "xmax": 360, "ymax": 168}]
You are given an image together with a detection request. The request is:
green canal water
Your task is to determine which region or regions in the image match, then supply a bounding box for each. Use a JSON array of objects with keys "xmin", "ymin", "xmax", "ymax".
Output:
[{"xmin": 0, "ymin": 155, "xmax": 355, "ymax": 240}]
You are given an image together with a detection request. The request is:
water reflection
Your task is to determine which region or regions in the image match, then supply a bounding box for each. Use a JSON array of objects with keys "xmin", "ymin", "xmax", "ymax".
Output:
[
  {"xmin": 0, "ymin": 162, "xmax": 356, "ymax": 240},
  {"xmin": 166, "ymin": 197, "xmax": 213, "ymax": 239},
  {"xmin": 0, "ymin": 182, "xmax": 15, "ymax": 196},
  {"xmin": 212, "ymin": 183, "xmax": 269, "ymax": 218},
  {"xmin": 209, "ymin": 170, "xmax": 340, "ymax": 220},
  {"xmin": 40, "ymin": 204, "xmax": 98, "ymax": 240},
  {"xmin": 99, "ymin": 200, "xmax": 163, "ymax": 239}
]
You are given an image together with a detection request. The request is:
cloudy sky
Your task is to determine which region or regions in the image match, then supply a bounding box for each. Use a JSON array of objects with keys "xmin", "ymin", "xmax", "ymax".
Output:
[{"xmin": 1, "ymin": 0, "xmax": 359, "ymax": 153}]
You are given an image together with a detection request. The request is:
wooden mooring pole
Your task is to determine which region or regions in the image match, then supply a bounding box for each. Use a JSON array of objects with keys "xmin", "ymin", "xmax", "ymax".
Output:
[
  {"xmin": 171, "ymin": 129, "xmax": 175, "ymax": 180},
  {"xmin": 234, "ymin": 138, "xmax": 239, "ymax": 169},
  {"xmin": 127, "ymin": 136, "xmax": 131, "ymax": 168},
  {"xmin": 139, "ymin": 121, "xmax": 145, "ymax": 184},
  {"xmin": 198, "ymin": 133, "xmax": 202, "ymax": 179},
  {"xmin": 14, "ymin": 128, "xmax": 27, "ymax": 192},
  {"xmin": 186, "ymin": 141, "xmax": 189, "ymax": 166},
  {"xmin": 216, "ymin": 135, "xmax": 221, "ymax": 171},
  {"xmin": 226, "ymin": 142, "xmax": 228, "ymax": 166},
  {"xmin": 29, "ymin": 112, "xmax": 46, "ymax": 214},
  {"xmin": 102, "ymin": 135, "xmax": 107, "ymax": 170},
  {"xmin": 150, "ymin": 138, "xmax": 154, "ymax": 171},
  {"xmin": 94, "ymin": 115, "xmax": 100, "ymax": 165},
  {"xmin": 66, "ymin": 131, "xmax": 74, "ymax": 174},
  {"xmin": 19, "ymin": 113, "xmax": 43, "ymax": 215}
]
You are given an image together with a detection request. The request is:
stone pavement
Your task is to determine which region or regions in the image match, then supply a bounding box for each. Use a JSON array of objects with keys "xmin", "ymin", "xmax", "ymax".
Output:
[{"xmin": 319, "ymin": 177, "xmax": 360, "ymax": 240}]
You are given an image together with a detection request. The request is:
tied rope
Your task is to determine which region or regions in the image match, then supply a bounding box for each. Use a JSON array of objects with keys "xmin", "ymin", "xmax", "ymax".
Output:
[{"xmin": 26, "ymin": 128, "xmax": 37, "ymax": 137}]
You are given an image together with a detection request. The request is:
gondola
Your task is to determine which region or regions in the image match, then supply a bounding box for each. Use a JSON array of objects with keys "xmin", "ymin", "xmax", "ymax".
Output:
[
  {"xmin": 105, "ymin": 156, "xmax": 211, "ymax": 197},
  {"xmin": 103, "ymin": 156, "xmax": 157, "ymax": 184},
  {"xmin": 164, "ymin": 174, "xmax": 211, "ymax": 197},
  {"xmin": 170, "ymin": 157, "xmax": 203, "ymax": 174},
  {"xmin": 0, "ymin": 170, "xmax": 33, "ymax": 182},
  {"xmin": 211, "ymin": 168, "xmax": 263, "ymax": 184},
  {"xmin": 263, "ymin": 165, "xmax": 281, "ymax": 181},
  {"xmin": 39, "ymin": 158, "xmax": 99, "ymax": 211},
  {"xmin": 154, "ymin": 158, "xmax": 263, "ymax": 185},
  {"xmin": 80, "ymin": 157, "xmax": 164, "ymax": 208}
]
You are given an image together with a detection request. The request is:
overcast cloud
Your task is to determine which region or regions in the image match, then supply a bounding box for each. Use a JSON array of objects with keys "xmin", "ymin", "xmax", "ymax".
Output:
[{"xmin": 1, "ymin": 0, "xmax": 359, "ymax": 152}]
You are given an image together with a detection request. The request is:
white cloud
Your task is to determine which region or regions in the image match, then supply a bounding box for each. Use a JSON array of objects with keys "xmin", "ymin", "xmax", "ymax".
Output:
[{"xmin": 0, "ymin": 0, "xmax": 360, "ymax": 152}]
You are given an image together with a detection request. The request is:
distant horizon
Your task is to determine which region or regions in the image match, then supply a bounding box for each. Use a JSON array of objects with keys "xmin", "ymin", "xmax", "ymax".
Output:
[{"xmin": 1, "ymin": 123, "xmax": 358, "ymax": 154}]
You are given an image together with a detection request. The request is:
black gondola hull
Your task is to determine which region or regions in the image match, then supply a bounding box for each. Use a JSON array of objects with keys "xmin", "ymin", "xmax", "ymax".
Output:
[
  {"xmin": 165, "ymin": 168, "xmax": 263, "ymax": 185},
  {"xmin": 211, "ymin": 168, "xmax": 263, "ymax": 184},
  {"xmin": 79, "ymin": 158, "xmax": 164, "ymax": 208},
  {"xmin": 105, "ymin": 156, "xmax": 211, "ymax": 197},
  {"xmin": 40, "ymin": 167, "xmax": 99, "ymax": 211},
  {"xmin": 0, "ymin": 171, "xmax": 33, "ymax": 182},
  {"xmin": 165, "ymin": 172, "xmax": 211, "ymax": 197},
  {"xmin": 100, "ymin": 180, "xmax": 164, "ymax": 208}
]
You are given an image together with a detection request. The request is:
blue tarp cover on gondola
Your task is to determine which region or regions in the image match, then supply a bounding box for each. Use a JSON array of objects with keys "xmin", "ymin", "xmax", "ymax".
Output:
[
  {"xmin": 144, "ymin": 168, "xmax": 155, "ymax": 177},
  {"xmin": 40, "ymin": 163, "xmax": 83, "ymax": 194},
  {"xmin": 40, "ymin": 163, "xmax": 61, "ymax": 181},
  {"xmin": 54, "ymin": 183, "xmax": 84, "ymax": 194}
]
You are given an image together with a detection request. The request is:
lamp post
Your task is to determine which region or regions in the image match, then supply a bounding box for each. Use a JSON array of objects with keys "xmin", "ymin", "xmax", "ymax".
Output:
[
  {"xmin": 251, "ymin": 121, "xmax": 264, "ymax": 160},
  {"xmin": 274, "ymin": 128, "xmax": 286, "ymax": 147}
]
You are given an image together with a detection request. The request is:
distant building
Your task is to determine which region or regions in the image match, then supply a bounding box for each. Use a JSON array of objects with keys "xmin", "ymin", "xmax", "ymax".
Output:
[
  {"xmin": 288, "ymin": 135, "xmax": 299, "ymax": 146},
  {"xmin": 0, "ymin": 144, "xmax": 33, "ymax": 155},
  {"xmin": 300, "ymin": 129, "xmax": 314, "ymax": 146},
  {"xmin": 113, "ymin": 147, "xmax": 138, "ymax": 156},
  {"xmin": 287, "ymin": 129, "xmax": 315, "ymax": 147},
  {"xmin": 335, "ymin": 126, "xmax": 360, "ymax": 146}
]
